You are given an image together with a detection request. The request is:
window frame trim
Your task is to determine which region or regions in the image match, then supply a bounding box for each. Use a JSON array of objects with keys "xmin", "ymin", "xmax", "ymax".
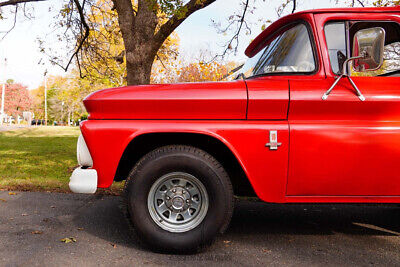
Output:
[
  {"xmin": 245, "ymin": 20, "xmax": 320, "ymax": 80},
  {"xmin": 323, "ymin": 21, "xmax": 348, "ymax": 75}
]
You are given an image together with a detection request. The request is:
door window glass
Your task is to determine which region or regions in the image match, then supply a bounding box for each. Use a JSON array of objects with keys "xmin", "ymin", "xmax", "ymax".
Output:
[
  {"xmin": 239, "ymin": 23, "xmax": 316, "ymax": 78},
  {"xmin": 324, "ymin": 22, "xmax": 347, "ymax": 74}
]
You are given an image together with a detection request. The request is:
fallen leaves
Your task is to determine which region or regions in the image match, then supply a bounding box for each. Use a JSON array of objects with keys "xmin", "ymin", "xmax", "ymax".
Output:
[
  {"xmin": 111, "ymin": 243, "xmax": 117, "ymax": 248},
  {"xmin": 8, "ymin": 192, "xmax": 17, "ymax": 195},
  {"xmin": 60, "ymin": 237, "xmax": 77, "ymax": 244},
  {"xmin": 77, "ymin": 227, "xmax": 84, "ymax": 231},
  {"xmin": 31, "ymin": 230, "xmax": 43, "ymax": 235},
  {"xmin": 21, "ymin": 213, "xmax": 28, "ymax": 216},
  {"xmin": 0, "ymin": 199, "xmax": 6, "ymax": 202},
  {"xmin": 223, "ymin": 240, "xmax": 231, "ymax": 247}
]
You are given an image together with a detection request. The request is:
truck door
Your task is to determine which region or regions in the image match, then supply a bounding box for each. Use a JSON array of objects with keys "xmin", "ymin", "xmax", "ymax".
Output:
[
  {"xmin": 239, "ymin": 20, "xmax": 319, "ymax": 202},
  {"xmin": 287, "ymin": 18, "xmax": 400, "ymax": 196},
  {"xmin": 244, "ymin": 22, "xmax": 317, "ymax": 121}
]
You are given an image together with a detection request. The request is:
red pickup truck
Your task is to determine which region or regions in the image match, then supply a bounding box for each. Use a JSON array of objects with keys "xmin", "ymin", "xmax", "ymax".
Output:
[{"xmin": 69, "ymin": 7, "xmax": 400, "ymax": 252}]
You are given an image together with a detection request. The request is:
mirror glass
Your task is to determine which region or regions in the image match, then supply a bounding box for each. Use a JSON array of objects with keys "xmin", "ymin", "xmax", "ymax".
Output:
[{"xmin": 352, "ymin": 27, "xmax": 385, "ymax": 72}]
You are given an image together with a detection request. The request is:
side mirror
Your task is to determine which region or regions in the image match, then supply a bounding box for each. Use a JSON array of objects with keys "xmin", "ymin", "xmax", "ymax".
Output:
[
  {"xmin": 352, "ymin": 27, "xmax": 385, "ymax": 72},
  {"xmin": 323, "ymin": 27, "xmax": 385, "ymax": 101}
]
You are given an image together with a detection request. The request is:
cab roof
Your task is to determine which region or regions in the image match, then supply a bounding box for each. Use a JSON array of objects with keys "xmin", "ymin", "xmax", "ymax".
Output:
[
  {"xmin": 291, "ymin": 6, "xmax": 400, "ymax": 15},
  {"xmin": 244, "ymin": 7, "xmax": 400, "ymax": 57}
]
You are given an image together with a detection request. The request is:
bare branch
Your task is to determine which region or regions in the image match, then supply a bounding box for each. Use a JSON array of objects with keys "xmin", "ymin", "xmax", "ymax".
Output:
[
  {"xmin": 156, "ymin": 54, "xmax": 168, "ymax": 70},
  {"xmin": 219, "ymin": 63, "xmax": 244, "ymax": 81},
  {"xmin": 58, "ymin": 0, "xmax": 90, "ymax": 74},
  {"xmin": 0, "ymin": 5, "xmax": 17, "ymax": 40},
  {"xmin": 351, "ymin": 0, "xmax": 365, "ymax": 7},
  {"xmin": 154, "ymin": 0, "xmax": 216, "ymax": 47},
  {"xmin": 356, "ymin": 0, "xmax": 365, "ymax": 7},
  {"xmin": 0, "ymin": 0, "xmax": 46, "ymax": 7},
  {"xmin": 291, "ymin": 0, "xmax": 296, "ymax": 13},
  {"xmin": 75, "ymin": 52, "xmax": 85, "ymax": 78},
  {"xmin": 209, "ymin": 0, "xmax": 250, "ymax": 61}
]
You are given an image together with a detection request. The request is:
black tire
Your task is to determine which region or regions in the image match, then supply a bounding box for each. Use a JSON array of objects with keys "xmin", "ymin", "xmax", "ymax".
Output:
[{"xmin": 124, "ymin": 145, "xmax": 234, "ymax": 253}]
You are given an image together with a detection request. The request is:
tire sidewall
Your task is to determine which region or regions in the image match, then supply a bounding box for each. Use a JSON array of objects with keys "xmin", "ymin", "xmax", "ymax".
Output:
[{"xmin": 126, "ymin": 148, "xmax": 231, "ymax": 252}]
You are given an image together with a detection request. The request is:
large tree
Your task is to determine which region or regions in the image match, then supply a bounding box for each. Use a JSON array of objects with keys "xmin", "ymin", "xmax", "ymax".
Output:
[
  {"xmin": 1, "ymin": 0, "xmax": 288, "ymax": 86},
  {"xmin": 49, "ymin": 0, "xmax": 180, "ymax": 88},
  {"xmin": 111, "ymin": 0, "xmax": 216, "ymax": 85},
  {"xmin": 3, "ymin": 0, "xmax": 398, "ymax": 86},
  {"xmin": 48, "ymin": 0, "xmax": 218, "ymax": 85},
  {"xmin": 1, "ymin": 0, "xmax": 218, "ymax": 85}
]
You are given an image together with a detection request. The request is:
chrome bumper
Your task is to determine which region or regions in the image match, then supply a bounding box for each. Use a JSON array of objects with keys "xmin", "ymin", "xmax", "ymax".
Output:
[
  {"xmin": 69, "ymin": 167, "xmax": 98, "ymax": 194},
  {"xmin": 69, "ymin": 134, "xmax": 97, "ymax": 194}
]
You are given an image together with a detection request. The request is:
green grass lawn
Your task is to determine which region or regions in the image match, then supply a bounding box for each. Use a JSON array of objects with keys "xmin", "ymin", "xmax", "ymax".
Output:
[{"xmin": 0, "ymin": 126, "xmax": 122, "ymax": 194}]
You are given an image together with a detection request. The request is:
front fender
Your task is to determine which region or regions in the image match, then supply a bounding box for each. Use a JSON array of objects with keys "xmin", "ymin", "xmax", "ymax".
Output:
[{"xmin": 80, "ymin": 120, "xmax": 289, "ymax": 203}]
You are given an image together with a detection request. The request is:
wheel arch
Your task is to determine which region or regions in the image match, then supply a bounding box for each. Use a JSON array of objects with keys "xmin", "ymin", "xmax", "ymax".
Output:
[{"xmin": 115, "ymin": 131, "xmax": 257, "ymax": 197}]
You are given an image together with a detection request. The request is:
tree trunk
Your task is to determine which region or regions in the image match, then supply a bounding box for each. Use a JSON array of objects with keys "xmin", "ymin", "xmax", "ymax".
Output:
[
  {"xmin": 112, "ymin": 0, "xmax": 217, "ymax": 85},
  {"xmin": 113, "ymin": 0, "xmax": 159, "ymax": 85},
  {"xmin": 125, "ymin": 44, "xmax": 157, "ymax": 85}
]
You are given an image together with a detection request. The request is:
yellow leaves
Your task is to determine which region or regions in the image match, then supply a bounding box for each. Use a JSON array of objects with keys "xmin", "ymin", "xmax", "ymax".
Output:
[
  {"xmin": 175, "ymin": 6, "xmax": 189, "ymax": 20},
  {"xmin": 223, "ymin": 240, "xmax": 231, "ymax": 247},
  {"xmin": 196, "ymin": 0, "xmax": 206, "ymax": 5},
  {"xmin": 152, "ymin": 55, "xmax": 239, "ymax": 84},
  {"xmin": 31, "ymin": 230, "xmax": 43, "ymax": 235},
  {"xmin": 60, "ymin": 237, "xmax": 77, "ymax": 243},
  {"xmin": 60, "ymin": 6, "xmax": 72, "ymax": 18},
  {"xmin": 80, "ymin": 0, "xmax": 181, "ymax": 87},
  {"xmin": 168, "ymin": 61, "xmax": 234, "ymax": 83},
  {"xmin": 8, "ymin": 192, "xmax": 17, "ymax": 195},
  {"xmin": 373, "ymin": 0, "xmax": 400, "ymax": 7}
]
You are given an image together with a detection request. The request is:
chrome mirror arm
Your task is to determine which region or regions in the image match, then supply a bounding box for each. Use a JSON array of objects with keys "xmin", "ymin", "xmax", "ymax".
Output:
[
  {"xmin": 347, "ymin": 76, "xmax": 366, "ymax": 101},
  {"xmin": 322, "ymin": 54, "xmax": 366, "ymax": 101},
  {"xmin": 322, "ymin": 74, "xmax": 344, "ymax": 100}
]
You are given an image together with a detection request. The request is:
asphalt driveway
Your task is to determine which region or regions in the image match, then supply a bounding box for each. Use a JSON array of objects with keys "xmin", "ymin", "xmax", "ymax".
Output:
[{"xmin": 0, "ymin": 191, "xmax": 400, "ymax": 266}]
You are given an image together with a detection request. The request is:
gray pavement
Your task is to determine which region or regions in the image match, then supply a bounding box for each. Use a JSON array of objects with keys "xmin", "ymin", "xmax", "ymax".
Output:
[{"xmin": 0, "ymin": 191, "xmax": 400, "ymax": 266}]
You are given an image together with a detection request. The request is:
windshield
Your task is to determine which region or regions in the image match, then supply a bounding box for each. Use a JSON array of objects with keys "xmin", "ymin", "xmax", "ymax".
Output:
[{"xmin": 237, "ymin": 23, "xmax": 316, "ymax": 79}]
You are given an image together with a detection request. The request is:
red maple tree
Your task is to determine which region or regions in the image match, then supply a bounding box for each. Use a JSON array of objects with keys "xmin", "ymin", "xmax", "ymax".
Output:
[{"xmin": 0, "ymin": 83, "xmax": 32, "ymax": 119}]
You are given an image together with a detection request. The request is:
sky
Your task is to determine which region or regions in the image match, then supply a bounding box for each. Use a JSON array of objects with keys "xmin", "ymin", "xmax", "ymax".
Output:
[{"xmin": 0, "ymin": 0, "xmax": 367, "ymax": 89}]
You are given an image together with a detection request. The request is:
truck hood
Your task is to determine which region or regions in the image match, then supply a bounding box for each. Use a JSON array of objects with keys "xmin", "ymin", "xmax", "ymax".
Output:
[{"xmin": 83, "ymin": 81, "xmax": 248, "ymax": 120}]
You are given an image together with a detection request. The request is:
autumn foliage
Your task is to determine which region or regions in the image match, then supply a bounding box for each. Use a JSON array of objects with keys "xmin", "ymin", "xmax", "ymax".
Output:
[
  {"xmin": 0, "ymin": 83, "xmax": 32, "ymax": 119},
  {"xmin": 152, "ymin": 60, "xmax": 238, "ymax": 84},
  {"xmin": 176, "ymin": 62, "xmax": 236, "ymax": 83}
]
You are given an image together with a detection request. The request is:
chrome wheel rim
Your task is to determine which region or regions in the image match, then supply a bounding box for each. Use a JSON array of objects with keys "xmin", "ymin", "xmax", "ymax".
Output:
[{"xmin": 147, "ymin": 172, "xmax": 209, "ymax": 233}]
